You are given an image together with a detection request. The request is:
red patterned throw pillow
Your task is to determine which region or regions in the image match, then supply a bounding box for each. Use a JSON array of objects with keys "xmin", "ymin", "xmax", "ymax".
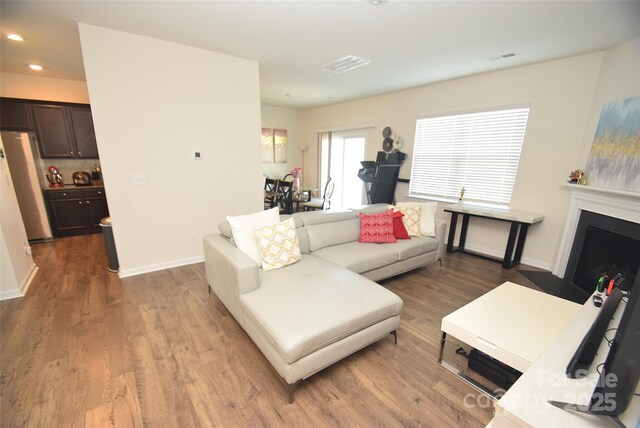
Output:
[
  {"xmin": 392, "ymin": 210, "xmax": 410, "ymax": 239},
  {"xmin": 359, "ymin": 209, "xmax": 396, "ymax": 243}
]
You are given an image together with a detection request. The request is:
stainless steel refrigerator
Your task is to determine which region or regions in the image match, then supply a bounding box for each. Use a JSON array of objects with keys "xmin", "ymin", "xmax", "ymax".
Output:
[{"xmin": 1, "ymin": 131, "xmax": 52, "ymax": 241}]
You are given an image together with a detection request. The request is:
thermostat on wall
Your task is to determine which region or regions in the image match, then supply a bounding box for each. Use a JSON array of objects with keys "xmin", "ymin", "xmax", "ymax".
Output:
[{"xmin": 193, "ymin": 151, "xmax": 202, "ymax": 160}]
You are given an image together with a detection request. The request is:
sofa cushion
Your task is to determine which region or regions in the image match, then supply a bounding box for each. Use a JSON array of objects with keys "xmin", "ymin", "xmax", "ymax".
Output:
[
  {"xmin": 359, "ymin": 209, "xmax": 396, "ymax": 243},
  {"xmin": 241, "ymin": 256, "xmax": 403, "ymax": 364},
  {"xmin": 312, "ymin": 242, "xmax": 398, "ymax": 274},
  {"xmin": 305, "ymin": 218, "xmax": 360, "ymax": 251},
  {"xmin": 382, "ymin": 236, "xmax": 439, "ymax": 261},
  {"xmin": 256, "ymin": 218, "xmax": 302, "ymax": 271},
  {"xmin": 294, "ymin": 210, "xmax": 357, "ymax": 225}
]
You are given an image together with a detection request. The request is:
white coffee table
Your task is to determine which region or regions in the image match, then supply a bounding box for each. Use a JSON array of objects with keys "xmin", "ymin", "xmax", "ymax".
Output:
[{"xmin": 439, "ymin": 281, "xmax": 581, "ymax": 395}]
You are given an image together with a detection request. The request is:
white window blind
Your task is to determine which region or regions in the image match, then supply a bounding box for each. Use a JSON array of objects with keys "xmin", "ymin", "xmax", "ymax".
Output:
[{"xmin": 409, "ymin": 107, "xmax": 530, "ymax": 208}]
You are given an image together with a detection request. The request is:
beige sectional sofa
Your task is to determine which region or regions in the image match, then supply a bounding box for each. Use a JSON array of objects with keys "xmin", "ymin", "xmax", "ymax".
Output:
[{"xmin": 203, "ymin": 205, "xmax": 446, "ymax": 402}]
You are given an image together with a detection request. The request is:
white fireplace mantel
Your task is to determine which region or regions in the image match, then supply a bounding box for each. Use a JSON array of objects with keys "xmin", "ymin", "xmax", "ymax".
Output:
[{"xmin": 552, "ymin": 183, "xmax": 640, "ymax": 278}]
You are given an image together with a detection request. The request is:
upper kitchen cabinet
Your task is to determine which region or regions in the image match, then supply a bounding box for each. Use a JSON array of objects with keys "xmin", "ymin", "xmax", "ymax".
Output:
[
  {"xmin": 69, "ymin": 106, "xmax": 99, "ymax": 158},
  {"xmin": 0, "ymin": 100, "xmax": 35, "ymax": 131},
  {"xmin": 32, "ymin": 104, "xmax": 74, "ymax": 157},
  {"xmin": 32, "ymin": 103, "xmax": 99, "ymax": 159}
]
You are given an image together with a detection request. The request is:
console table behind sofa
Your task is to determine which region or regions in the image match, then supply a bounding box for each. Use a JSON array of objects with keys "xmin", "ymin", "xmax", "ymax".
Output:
[{"xmin": 443, "ymin": 204, "xmax": 543, "ymax": 269}]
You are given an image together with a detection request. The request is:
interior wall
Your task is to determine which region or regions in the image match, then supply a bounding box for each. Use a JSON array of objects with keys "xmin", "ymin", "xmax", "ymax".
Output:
[
  {"xmin": 260, "ymin": 105, "xmax": 306, "ymax": 184},
  {"xmin": 79, "ymin": 24, "xmax": 262, "ymax": 277},
  {"xmin": 578, "ymin": 37, "xmax": 640, "ymax": 168},
  {"xmin": 300, "ymin": 52, "xmax": 607, "ymax": 269},
  {"xmin": 0, "ymin": 72, "xmax": 90, "ymax": 103},
  {"xmin": 0, "ymin": 134, "xmax": 36, "ymax": 300}
]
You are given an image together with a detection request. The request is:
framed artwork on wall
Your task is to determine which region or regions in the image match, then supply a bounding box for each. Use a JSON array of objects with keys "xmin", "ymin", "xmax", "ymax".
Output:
[
  {"xmin": 261, "ymin": 128, "xmax": 274, "ymax": 163},
  {"xmin": 274, "ymin": 128, "xmax": 288, "ymax": 164},
  {"xmin": 584, "ymin": 96, "xmax": 640, "ymax": 192}
]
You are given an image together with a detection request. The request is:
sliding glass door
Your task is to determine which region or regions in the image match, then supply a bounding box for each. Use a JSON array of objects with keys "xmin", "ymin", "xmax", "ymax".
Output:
[{"xmin": 318, "ymin": 130, "xmax": 366, "ymax": 209}]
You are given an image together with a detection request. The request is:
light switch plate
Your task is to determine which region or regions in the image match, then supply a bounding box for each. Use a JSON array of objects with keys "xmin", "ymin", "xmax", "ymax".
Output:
[{"xmin": 130, "ymin": 173, "xmax": 147, "ymax": 185}]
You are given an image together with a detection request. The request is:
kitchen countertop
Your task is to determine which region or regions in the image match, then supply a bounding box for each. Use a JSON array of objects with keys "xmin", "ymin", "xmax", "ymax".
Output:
[{"xmin": 42, "ymin": 183, "xmax": 105, "ymax": 191}]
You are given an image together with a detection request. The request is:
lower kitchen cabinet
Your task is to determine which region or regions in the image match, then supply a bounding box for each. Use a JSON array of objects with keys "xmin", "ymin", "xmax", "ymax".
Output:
[{"xmin": 44, "ymin": 187, "xmax": 109, "ymax": 237}]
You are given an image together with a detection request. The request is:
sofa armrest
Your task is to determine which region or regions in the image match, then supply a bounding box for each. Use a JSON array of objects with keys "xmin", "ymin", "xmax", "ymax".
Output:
[
  {"xmin": 203, "ymin": 233, "xmax": 259, "ymax": 323},
  {"xmin": 435, "ymin": 219, "xmax": 447, "ymax": 261}
]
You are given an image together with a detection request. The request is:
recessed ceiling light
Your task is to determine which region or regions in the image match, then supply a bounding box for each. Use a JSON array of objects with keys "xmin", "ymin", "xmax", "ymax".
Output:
[
  {"xmin": 322, "ymin": 55, "xmax": 371, "ymax": 74},
  {"xmin": 7, "ymin": 34, "xmax": 24, "ymax": 42},
  {"xmin": 367, "ymin": 0, "xmax": 388, "ymax": 5},
  {"xmin": 28, "ymin": 64, "xmax": 43, "ymax": 71}
]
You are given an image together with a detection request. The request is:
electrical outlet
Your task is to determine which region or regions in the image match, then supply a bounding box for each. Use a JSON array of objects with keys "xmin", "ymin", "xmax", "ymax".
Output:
[
  {"xmin": 24, "ymin": 245, "xmax": 32, "ymax": 255},
  {"xmin": 192, "ymin": 234, "xmax": 198, "ymax": 243}
]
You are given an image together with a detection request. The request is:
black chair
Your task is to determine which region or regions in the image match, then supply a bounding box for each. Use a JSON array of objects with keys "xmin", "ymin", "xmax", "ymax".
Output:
[
  {"xmin": 264, "ymin": 178, "xmax": 279, "ymax": 210},
  {"xmin": 276, "ymin": 180, "xmax": 294, "ymax": 214},
  {"xmin": 303, "ymin": 178, "xmax": 335, "ymax": 211}
]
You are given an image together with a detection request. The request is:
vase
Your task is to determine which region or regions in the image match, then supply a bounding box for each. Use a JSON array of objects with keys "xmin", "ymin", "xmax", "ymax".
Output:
[{"xmin": 294, "ymin": 177, "xmax": 301, "ymax": 194}]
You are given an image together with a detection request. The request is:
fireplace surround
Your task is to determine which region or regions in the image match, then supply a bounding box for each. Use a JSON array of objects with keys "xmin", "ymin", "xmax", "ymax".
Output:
[
  {"xmin": 564, "ymin": 211, "xmax": 640, "ymax": 293},
  {"xmin": 553, "ymin": 184, "xmax": 640, "ymax": 292}
]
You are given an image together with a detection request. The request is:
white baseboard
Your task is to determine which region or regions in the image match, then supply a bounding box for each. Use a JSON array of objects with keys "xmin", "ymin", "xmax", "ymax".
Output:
[
  {"xmin": 0, "ymin": 263, "xmax": 37, "ymax": 301},
  {"xmin": 21, "ymin": 264, "xmax": 38, "ymax": 294},
  {"xmin": 0, "ymin": 289, "xmax": 23, "ymax": 301},
  {"xmin": 118, "ymin": 255, "xmax": 204, "ymax": 278},
  {"xmin": 445, "ymin": 241, "xmax": 552, "ymax": 271}
]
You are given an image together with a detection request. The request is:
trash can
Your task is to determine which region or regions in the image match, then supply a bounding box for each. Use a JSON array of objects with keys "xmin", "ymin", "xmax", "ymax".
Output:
[{"xmin": 100, "ymin": 217, "xmax": 119, "ymax": 273}]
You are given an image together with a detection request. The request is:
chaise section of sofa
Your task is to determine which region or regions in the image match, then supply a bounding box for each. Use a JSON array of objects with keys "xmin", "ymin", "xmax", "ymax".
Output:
[{"xmin": 203, "ymin": 205, "xmax": 445, "ymax": 402}]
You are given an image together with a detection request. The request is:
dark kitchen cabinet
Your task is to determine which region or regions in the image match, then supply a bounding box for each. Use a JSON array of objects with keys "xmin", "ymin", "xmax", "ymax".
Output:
[
  {"xmin": 32, "ymin": 104, "xmax": 74, "ymax": 158},
  {"xmin": 0, "ymin": 100, "xmax": 34, "ymax": 131},
  {"xmin": 44, "ymin": 187, "xmax": 109, "ymax": 237},
  {"xmin": 69, "ymin": 107, "xmax": 99, "ymax": 158},
  {"xmin": 32, "ymin": 103, "xmax": 99, "ymax": 159}
]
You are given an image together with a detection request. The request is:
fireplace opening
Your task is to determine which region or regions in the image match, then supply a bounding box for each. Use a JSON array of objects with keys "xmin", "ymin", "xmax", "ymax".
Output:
[{"xmin": 565, "ymin": 211, "xmax": 640, "ymax": 294}]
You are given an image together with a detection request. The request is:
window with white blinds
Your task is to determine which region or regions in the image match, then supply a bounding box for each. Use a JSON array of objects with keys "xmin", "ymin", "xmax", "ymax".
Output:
[{"xmin": 409, "ymin": 106, "xmax": 530, "ymax": 208}]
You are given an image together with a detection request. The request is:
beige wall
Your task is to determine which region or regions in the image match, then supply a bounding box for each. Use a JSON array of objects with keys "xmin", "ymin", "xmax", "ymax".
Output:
[
  {"xmin": 0, "ymin": 72, "xmax": 90, "ymax": 103},
  {"xmin": 79, "ymin": 24, "xmax": 262, "ymax": 277},
  {"xmin": 578, "ymin": 37, "xmax": 640, "ymax": 167},
  {"xmin": 300, "ymin": 52, "xmax": 609, "ymax": 269},
  {"xmin": 260, "ymin": 105, "xmax": 306, "ymax": 184}
]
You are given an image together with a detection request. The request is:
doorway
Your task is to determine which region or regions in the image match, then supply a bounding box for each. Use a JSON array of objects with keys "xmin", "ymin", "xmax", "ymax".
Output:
[{"xmin": 318, "ymin": 130, "xmax": 366, "ymax": 210}]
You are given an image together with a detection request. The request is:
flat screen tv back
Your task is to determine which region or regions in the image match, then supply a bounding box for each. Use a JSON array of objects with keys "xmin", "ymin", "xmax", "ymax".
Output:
[
  {"xmin": 549, "ymin": 267, "xmax": 640, "ymax": 427},
  {"xmin": 565, "ymin": 288, "xmax": 623, "ymax": 379}
]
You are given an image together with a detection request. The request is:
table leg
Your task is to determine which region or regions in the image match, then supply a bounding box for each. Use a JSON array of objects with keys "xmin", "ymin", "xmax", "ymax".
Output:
[
  {"xmin": 438, "ymin": 332, "xmax": 447, "ymax": 363},
  {"xmin": 446, "ymin": 213, "xmax": 458, "ymax": 253},
  {"xmin": 502, "ymin": 222, "xmax": 520, "ymax": 268},
  {"xmin": 458, "ymin": 214, "xmax": 470, "ymax": 251},
  {"xmin": 513, "ymin": 223, "xmax": 530, "ymax": 265}
]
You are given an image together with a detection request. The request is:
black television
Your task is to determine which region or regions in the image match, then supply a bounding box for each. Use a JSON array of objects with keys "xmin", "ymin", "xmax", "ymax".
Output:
[{"xmin": 550, "ymin": 267, "xmax": 640, "ymax": 426}]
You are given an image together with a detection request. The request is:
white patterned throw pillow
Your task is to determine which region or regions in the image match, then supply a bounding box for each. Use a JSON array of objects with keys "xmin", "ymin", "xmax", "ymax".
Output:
[
  {"xmin": 398, "ymin": 205, "xmax": 422, "ymax": 237},
  {"xmin": 256, "ymin": 218, "xmax": 302, "ymax": 271},
  {"xmin": 226, "ymin": 207, "xmax": 280, "ymax": 266},
  {"xmin": 397, "ymin": 201, "xmax": 438, "ymax": 237}
]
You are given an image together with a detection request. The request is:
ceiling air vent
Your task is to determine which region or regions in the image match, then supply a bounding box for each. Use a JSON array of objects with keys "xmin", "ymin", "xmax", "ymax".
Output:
[
  {"xmin": 322, "ymin": 55, "xmax": 371, "ymax": 74},
  {"xmin": 488, "ymin": 52, "xmax": 518, "ymax": 61}
]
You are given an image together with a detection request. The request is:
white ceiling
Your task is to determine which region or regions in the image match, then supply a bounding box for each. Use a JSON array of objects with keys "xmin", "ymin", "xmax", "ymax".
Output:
[{"xmin": 1, "ymin": 0, "xmax": 640, "ymax": 109}]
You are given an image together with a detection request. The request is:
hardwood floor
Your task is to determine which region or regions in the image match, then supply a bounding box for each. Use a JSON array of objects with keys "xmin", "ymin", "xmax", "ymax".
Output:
[{"xmin": 1, "ymin": 234, "xmax": 542, "ymax": 427}]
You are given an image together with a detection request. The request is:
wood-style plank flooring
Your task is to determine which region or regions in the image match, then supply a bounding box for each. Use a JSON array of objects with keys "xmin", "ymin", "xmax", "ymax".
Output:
[{"xmin": 1, "ymin": 234, "xmax": 543, "ymax": 427}]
